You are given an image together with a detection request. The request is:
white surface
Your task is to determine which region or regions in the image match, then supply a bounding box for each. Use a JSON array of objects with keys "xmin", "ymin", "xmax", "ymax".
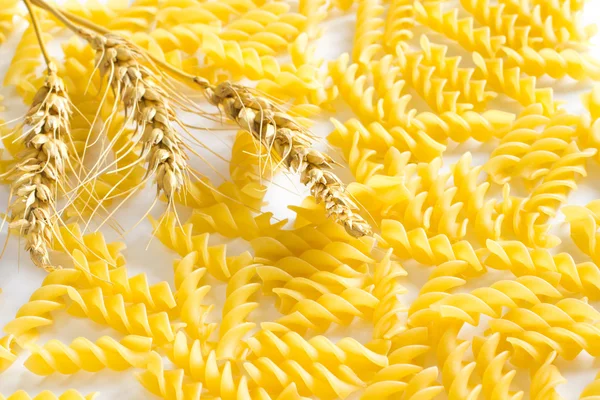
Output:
[{"xmin": 1, "ymin": 2, "xmax": 600, "ymax": 399}]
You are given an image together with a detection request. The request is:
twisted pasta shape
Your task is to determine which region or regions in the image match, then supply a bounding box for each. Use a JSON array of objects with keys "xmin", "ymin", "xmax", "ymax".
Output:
[
  {"xmin": 66, "ymin": 287, "xmax": 181, "ymax": 345},
  {"xmin": 485, "ymin": 109, "xmax": 581, "ymax": 183},
  {"xmin": 563, "ymin": 203, "xmax": 600, "ymax": 264},
  {"xmin": 0, "ymin": 0, "xmax": 21, "ymax": 45},
  {"xmin": 151, "ymin": 213, "xmax": 253, "ymax": 281},
  {"xmin": 398, "ymin": 50, "xmax": 471, "ymax": 114},
  {"xmin": 51, "ymin": 250, "xmax": 177, "ymax": 313},
  {"xmin": 328, "ymin": 56, "xmax": 385, "ymax": 124},
  {"xmin": 522, "ymin": 142, "xmax": 595, "ymax": 219},
  {"xmin": 352, "ymin": 0, "xmax": 384, "ymax": 65},
  {"xmin": 3, "ymin": 24, "xmax": 50, "ymax": 100},
  {"xmin": 24, "ymin": 335, "xmax": 153, "ymax": 375},
  {"xmin": 171, "ymin": 253, "xmax": 217, "ymax": 342},
  {"xmin": 187, "ymin": 202, "xmax": 284, "ymax": 241},
  {"xmin": 4, "ymin": 283, "xmax": 87, "ymax": 345},
  {"xmin": 362, "ymin": 326, "xmax": 439, "ymax": 398},
  {"xmin": 274, "ymin": 287, "xmax": 378, "ymax": 333},
  {"xmin": 461, "ymin": 0, "xmax": 577, "ymax": 50},
  {"xmin": 137, "ymin": 352, "xmax": 204, "ymax": 400},
  {"xmin": 251, "ymin": 219, "xmax": 374, "ymax": 265},
  {"xmin": 500, "ymin": 0, "xmax": 594, "ymax": 42},
  {"xmin": 362, "ymin": 366, "xmax": 443, "ymax": 400},
  {"xmin": 503, "ymin": 45, "xmax": 600, "ymax": 81},
  {"xmin": 219, "ymin": 3, "xmax": 307, "ymax": 56},
  {"xmin": 487, "ymin": 298, "xmax": 600, "ymax": 366},
  {"xmin": 530, "ymin": 351, "xmax": 565, "ymax": 400},
  {"xmin": 383, "ymin": 0, "xmax": 414, "ymax": 53},
  {"xmin": 217, "ymin": 263, "xmax": 261, "ymax": 360},
  {"xmin": 414, "ymin": 0, "xmax": 505, "ymax": 58},
  {"xmin": 581, "ymin": 371, "xmax": 600, "ymax": 399},
  {"xmin": 244, "ymin": 354, "xmax": 365, "ymax": 399},
  {"xmin": 199, "ymin": 31, "xmax": 321, "ymax": 95},
  {"xmin": 372, "ymin": 250, "xmax": 407, "ymax": 340},
  {"xmin": 52, "ymin": 223, "xmax": 126, "ymax": 268},
  {"xmin": 437, "ymin": 324, "xmax": 482, "ymax": 400},
  {"xmin": 485, "ymin": 239, "xmax": 600, "ymax": 298},
  {"xmin": 328, "ymin": 116, "xmax": 446, "ymax": 164},
  {"xmin": 472, "ymin": 52, "xmax": 556, "ymax": 114},
  {"xmin": 0, "ymin": 391, "xmax": 97, "ymax": 400},
  {"xmin": 0, "ymin": 335, "xmax": 17, "ymax": 373},
  {"xmin": 155, "ymin": 0, "xmax": 254, "ymax": 28},
  {"xmin": 413, "ymin": 36, "xmax": 495, "ymax": 109},
  {"xmin": 298, "ymin": 0, "xmax": 327, "ymax": 38},
  {"xmin": 409, "ymin": 275, "xmax": 563, "ymax": 327},
  {"xmin": 258, "ymin": 34, "xmax": 333, "ymax": 106},
  {"xmin": 380, "ymin": 220, "xmax": 485, "ymax": 270},
  {"xmin": 472, "ymin": 333, "xmax": 522, "ymax": 400},
  {"xmin": 246, "ymin": 325, "xmax": 389, "ymax": 381}
]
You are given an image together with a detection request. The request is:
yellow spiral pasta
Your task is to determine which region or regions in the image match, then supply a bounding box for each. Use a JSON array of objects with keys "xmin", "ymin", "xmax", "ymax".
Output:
[
  {"xmin": 581, "ymin": 371, "xmax": 600, "ymax": 399},
  {"xmin": 529, "ymin": 351, "xmax": 565, "ymax": 400},
  {"xmin": 488, "ymin": 298, "xmax": 600, "ymax": 365},
  {"xmin": 0, "ymin": 335, "xmax": 17, "ymax": 373},
  {"xmin": 473, "ymin": 53, "xmax": 556, "ymax": 114},
  {"xmin": 24, "ymin": 335, "xmax": 153, "ymax": 375},
  {"xmin": 361, "ymin": 327, "xmax": 441, "ymax": 400},
  {"xmin": 371, "ymin": 251, "xmax": 407, "ymax": 340},
  {"xmin": 414, "ymin": 1, "xmax": 505, "ymax": 58},
  {"xmin": 383, "ymin": 0, "xmax": 415, "ymax": 53},
  {"xmin": 351, "ymin": 0, "xmax": 384, "ymax": 65},
  {"xmin": 151, "ymin": 213, "xmax": 253, "ymax": 281},
  {"xmin": 473, "ymin": 333, "xmax": 522, "ymax": 400},
  {"xmin": 137, "ymin": 352, "xmax": 203, "ymax": 400},
  {"xmin": 461, "ymin": 0, "xmax": 576, "ymax": 50},
  {"xmin": 187, "ymin": 202, "xmax": 284, "ymax": 240},
  {"xmin": 0, "ymin": 391, "xmax": 97, "ymax": 400},
  {"xmin": 437, "ymin": 324, "xmax": 482, "ymax": 400},
  {"xmin": 171, "ymin": 253, "xmax": 217, "ymax": 341}
]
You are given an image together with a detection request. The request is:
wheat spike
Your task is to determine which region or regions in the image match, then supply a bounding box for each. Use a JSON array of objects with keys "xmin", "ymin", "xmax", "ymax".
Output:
[
  {"xmin": 200, "ymin": 80, "xmax": 372, "ymax": 238},
  {"xmin": 87, "ymin": 33, "xmax": 188, "ymax": 200},
  {"xmin": 7, "ymin": 64, "xmax": 71, "ymax": 271}
]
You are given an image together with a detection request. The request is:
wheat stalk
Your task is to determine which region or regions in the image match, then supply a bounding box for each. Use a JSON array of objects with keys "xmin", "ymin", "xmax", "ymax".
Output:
[
  {"xmin": 6, "ymin": 64, "xmax": 71, "ymax": 271},
  {"xmin": 33, "ymin": 0, "xmax": 188, "ymax": 201},
  {"xmin": 85, "ymin": 33, "xmax": 188, "ymax": 200},
  {"xmin": 199, "ymin": 81, "xmax": 373, "ymax": 238},
  {"xmin": 28, "ymin": 0, "xmax": 373, "ymax": 237}
]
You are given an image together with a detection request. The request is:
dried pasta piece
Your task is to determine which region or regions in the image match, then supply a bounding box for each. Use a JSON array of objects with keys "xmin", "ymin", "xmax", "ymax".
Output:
[
  {"xmin": 137, "ymin": 353, "xmax": 203, "ymax": 400},
  {"xmin": 352, "ymin": 0, "xmax": 384, "ymax": 65},
  {"xmin": 151, "ymin": 213, "xmax": 253, "ymax": 281},
  {"xmin": 529, "ymin": 352, "xmax": 565, "ymax": 400},
  {"xmin": 24, "ymin": 335, "xmax": 153, "ymax": 375},
  {"xmin": 171, "ymin": 253, "xmax": 217, "ymax": 341},
  {"xmin": 0, "ymin": 391, "xmax": 97, "ymax": 400},
  {"xmin": 437, "ymin": 324, "xmax": 482, "ymax": 400},
  {"xmin": 0, "ymin": 335, "xmax": 17, "ymax": 373},
  {"xmin": 473, "ymin": 333, "xmax": 522, "ymax": 400}
]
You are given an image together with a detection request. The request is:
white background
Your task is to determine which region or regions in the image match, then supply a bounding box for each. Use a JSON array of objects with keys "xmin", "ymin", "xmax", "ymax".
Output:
[{"xmin": 1, "ymin": 1, "xmax": 600, "ymax": 398}]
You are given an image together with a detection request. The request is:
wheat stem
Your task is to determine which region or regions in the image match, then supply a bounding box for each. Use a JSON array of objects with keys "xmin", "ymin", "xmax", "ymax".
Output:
[{"xmin": 23, "ymin": 0, "xmax": 51, "ymax": 68}]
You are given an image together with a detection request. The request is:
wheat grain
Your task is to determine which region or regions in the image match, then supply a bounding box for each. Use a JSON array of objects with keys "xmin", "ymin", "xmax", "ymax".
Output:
[
  {"xmin": 199, "ymin": 80, "xmax": 373, "ymax": 238},
  {"xmin": 7, "ymin": 64, "xmax": 71, "ymax": 271},
  {"xmin": 87, "ymin": 33, "xmax": 188, "ymax": 200}
]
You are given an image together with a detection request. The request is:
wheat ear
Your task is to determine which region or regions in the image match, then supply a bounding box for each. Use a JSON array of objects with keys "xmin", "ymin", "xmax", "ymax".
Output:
[
  {"xmin": 198, "ymin": 80, "xmax": 372, "ymax": 238},
  {"xmin": 7, "ymin": 64, "xmax": 71, "ymax": 271},
  {"xmin": 81, "ymin": 32, "xmax": 188, "ymax": 201}
]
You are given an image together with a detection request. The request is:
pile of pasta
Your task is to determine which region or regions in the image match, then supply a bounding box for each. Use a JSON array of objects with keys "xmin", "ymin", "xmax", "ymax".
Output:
[{"xmin": 2, "ymin": 0, "xmax": 600, "ymax": 398}]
